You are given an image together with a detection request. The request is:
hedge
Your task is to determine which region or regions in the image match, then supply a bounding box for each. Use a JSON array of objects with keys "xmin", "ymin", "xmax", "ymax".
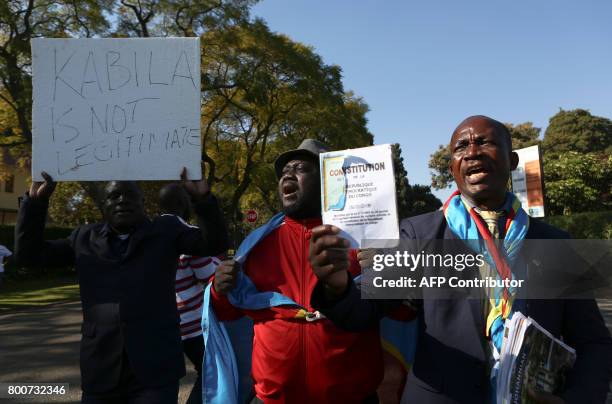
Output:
[
  {"xmin": 0, "ymin": 225, "xmax": 73, "ymax": 251},
  {"xmin": 543, "ymin": 211, "xmax": 612, "ymax": 239},
  {"xmin": 0, "ymin": 225, "xmax": 74, "ymax": 279}
]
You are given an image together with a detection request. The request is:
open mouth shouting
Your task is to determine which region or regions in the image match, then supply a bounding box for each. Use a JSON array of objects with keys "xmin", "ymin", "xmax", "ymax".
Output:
[
  {"xmin": 464, "ymin": 164, "xmax": 491, "ymax": 184},
  {"xmin": 281, "ymin": 181, "xmax": 299, "ymax": 200}
]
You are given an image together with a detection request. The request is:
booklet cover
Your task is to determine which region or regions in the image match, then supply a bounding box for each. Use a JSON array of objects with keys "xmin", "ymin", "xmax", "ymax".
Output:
[
  {"xmin": 319, "ymin": 144, "xmax": 399, "ymax": 248},
  {"xmin": 498, "ymin": 312, "xmax": 576, "ymax": 404}
]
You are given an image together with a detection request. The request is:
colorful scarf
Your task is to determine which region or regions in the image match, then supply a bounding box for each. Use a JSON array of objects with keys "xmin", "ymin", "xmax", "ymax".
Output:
[{"xmin": 443, "ymin": 190, "xmax": 529, "ymax": 351}]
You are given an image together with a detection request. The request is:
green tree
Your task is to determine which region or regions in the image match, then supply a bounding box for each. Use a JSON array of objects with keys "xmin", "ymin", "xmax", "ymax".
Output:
[
  {"xmin": 543, "ymin": 109, "xmax": 612, "ymax": 156},
  {"xmin": 543, "ymin": 152, "xmax": 611, "ymax": 215},
  {"xmin": 393, "ymin": 143, "xmax": 441, "ymax": 218},
  {"xmin": 540, "ymin": 109, "xmax": 612, "ymax": 215},
  {"xmin": 392, "ymin": 143, "xmax": 411, "ymax": 218},
  {"xmin": 405, "ymin": 184, "xmax": 442, "ymax": 216},
  {"xmin": 428, "ymin": 144, "xmax": 452, "ymax": 190},
  {"xmin": 506, "ymin": 122, "xmax": 541, "ymax": 149},
  {"xmin": 47, "ymin": 182, "xmax": 102, "ymax": 226},
  {"xmin": 201, "ymin": 20, "xmax": 373, "ymax": 225}
]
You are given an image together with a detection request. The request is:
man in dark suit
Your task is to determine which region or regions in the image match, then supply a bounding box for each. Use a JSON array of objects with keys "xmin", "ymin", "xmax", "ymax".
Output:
[
  {"xmin": 309, "ymin": 116, "xmax": 612, "ymax": 403},
  {"xmin": 14, "ymin": 170, "xmax": 229, "ymax": 403}
]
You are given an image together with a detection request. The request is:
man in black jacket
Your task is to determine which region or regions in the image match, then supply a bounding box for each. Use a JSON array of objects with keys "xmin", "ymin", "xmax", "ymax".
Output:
[
  {"xmin": 14, "ymin": 169, "xmax": 229, "ymax": 404},
  {"xmin": 309, "ymin": 116, "xmax": 612, "ymax": 403}
]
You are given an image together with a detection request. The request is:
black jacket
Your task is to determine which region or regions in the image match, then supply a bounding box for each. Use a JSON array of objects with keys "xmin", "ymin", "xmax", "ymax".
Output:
[
  {"xmin": 312, "ymin": 210, "xmax": 612, "ymax": 404},
  {"xmin": 14, "ymin": 194, "xmax": 229, "ymax": 393}
]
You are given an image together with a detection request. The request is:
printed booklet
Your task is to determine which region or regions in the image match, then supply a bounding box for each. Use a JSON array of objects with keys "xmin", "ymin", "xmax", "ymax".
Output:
[{"xmin": 497, "ymin": 312, "xmax": 576, "ymax": 404}]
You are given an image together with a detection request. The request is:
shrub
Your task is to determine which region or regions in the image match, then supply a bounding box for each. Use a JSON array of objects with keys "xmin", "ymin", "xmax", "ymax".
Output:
[{"xmin": 544, "ymin": 211, "xmax": 612, "ymax": 239}]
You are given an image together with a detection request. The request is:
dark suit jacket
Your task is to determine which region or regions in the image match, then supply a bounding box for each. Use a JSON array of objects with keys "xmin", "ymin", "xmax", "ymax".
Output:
[
  {"xmin": 312, "ymin": 211, "xmax": 612, "ymax": 404},
  {"xmin": 14, "ymin": 194, "xmax": 229, "ymax": 393}
]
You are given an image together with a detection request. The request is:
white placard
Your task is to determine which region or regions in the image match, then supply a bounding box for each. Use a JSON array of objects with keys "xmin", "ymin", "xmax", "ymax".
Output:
[
  {"xmin": 31, "ymin": 38, "xmax": 201, "ymax": 181},
  {"xmin": 511, "ymin": 145, "xmax": 545, "ymax": 217},
  {"xmin": 320, "ymin": 144, "xmax": 399, "ymax": 248}
]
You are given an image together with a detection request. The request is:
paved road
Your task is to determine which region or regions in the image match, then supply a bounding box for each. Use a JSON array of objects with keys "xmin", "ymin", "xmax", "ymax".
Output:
[
  {"xmin": 1, "ymin": 300, "xmax": 612, "ymax": 403},
  {"xmin": 0, "ymin": 301, "xmax": 196, "ymax": 403}
]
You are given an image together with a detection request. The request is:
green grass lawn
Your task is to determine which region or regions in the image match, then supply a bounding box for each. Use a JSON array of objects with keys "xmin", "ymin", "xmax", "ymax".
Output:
[{"xmin": 0, "ymin": 276, "xmax": 79, "ymax": 311}]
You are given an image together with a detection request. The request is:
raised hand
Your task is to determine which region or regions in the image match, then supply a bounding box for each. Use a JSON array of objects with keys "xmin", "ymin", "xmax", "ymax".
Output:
[
  {"xmin": 180, "ymin": 167, "xmax": 210, "ymax": 202},
  {"xmin": 309, "ymin": 224, "xmax": 351, "ymax": 298},
  {"xmin": 29, "ymin": 171, "xmax": 56, "ymax": 200},
  {"xmin": 213, "ymin": 259, "xmax": 239, "ymax": 295}
]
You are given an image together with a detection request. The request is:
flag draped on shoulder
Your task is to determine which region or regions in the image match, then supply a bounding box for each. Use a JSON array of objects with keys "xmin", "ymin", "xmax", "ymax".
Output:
[
  {"xmin": 202, "ymin": 213, "xmax": 308, "ymax": 404},
  {"xmin": 201, "ymin": 212, "xmax": 418, "ymax": 403}
]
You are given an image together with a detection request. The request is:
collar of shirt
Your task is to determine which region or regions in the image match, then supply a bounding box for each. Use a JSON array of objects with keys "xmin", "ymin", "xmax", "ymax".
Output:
[{"xmin": 460, "ymin": 194, "xmax": 512, "ymax": 239}]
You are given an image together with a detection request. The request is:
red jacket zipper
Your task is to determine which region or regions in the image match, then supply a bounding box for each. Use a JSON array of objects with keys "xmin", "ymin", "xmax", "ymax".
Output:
[{"xmin": 301, "ymin": 225, "xmax": 308, "ymax": 402}]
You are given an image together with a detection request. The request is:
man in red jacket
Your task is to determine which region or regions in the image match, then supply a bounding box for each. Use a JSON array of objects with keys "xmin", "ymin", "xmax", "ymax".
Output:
[{"xmin": 211, "ymin": 139, "xmax": 383, "ymax": 404}]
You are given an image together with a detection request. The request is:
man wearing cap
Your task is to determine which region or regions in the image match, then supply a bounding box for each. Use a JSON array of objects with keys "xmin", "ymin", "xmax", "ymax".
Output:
[{"xmin": 209, "ymin": 139, "xmax": 383, "ymax": 403}]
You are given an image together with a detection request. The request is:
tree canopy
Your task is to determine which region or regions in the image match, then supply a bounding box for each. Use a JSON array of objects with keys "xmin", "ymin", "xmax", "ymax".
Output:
[
  {"xmin": 543, "ymin": 109, "xmax": 612, "ymax": 156},
  {"xmin": 543, "ymin": 152, "xmax": 611, "ymax": 215},
  {"xmin": 200, "ymin": 20, "xmax": 372, "ymax": 226},
  {"xmin": 393, "ymin": 143, "xmax": 441, "ymax": 217},
  {"xmin": 541, "ymin": 110, "xmax": 611, "ymax": 215}
]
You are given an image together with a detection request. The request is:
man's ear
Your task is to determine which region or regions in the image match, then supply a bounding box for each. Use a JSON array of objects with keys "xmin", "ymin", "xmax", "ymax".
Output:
[{"xmin": 510, "ymin": 151, "xmax": 519, "ymax": 170}]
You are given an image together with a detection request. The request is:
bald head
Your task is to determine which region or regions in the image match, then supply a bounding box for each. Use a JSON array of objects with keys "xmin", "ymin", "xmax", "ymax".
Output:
[{"xmin": 451, "ymin": 115, "xmax": 512, "ymax": 150}]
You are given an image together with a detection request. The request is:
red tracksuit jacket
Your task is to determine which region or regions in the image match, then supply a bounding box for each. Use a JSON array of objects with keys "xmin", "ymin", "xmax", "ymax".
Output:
[{"xmin": 211, "ymin": 216, "xmax": 383, "ymax": 403}]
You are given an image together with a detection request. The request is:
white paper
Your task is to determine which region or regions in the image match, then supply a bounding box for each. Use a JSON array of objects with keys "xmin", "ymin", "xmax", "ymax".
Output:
[
  {"xmin": 320, "ymin": 144, "xmax": 399, "ymax": 248},
  {"xmin": 31, "ymin": 38, "xmax": 201, "ymax": 181}
]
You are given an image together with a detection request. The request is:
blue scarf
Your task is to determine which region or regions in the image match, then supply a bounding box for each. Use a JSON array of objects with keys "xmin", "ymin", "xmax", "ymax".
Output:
[{"xmin": 201, "ymin": 213, "xmax": 299, "ymax": 404}]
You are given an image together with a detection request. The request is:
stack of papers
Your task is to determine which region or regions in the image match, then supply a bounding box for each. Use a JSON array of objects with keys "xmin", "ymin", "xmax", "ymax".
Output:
[{"xmin": 497, "ymin": 312, "xmax": 576, "ymax": 403}]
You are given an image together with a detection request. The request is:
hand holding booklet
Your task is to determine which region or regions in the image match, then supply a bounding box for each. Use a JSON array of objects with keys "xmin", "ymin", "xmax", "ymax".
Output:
[{"xmin": 497, "ymin": 312, "xmax": 576, "ymax": 404}]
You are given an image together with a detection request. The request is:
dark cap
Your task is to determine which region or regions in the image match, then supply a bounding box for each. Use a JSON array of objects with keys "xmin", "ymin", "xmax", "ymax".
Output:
[{"xmin": 274, "ymin": 138, "xmax": 330, "ymax": 178}]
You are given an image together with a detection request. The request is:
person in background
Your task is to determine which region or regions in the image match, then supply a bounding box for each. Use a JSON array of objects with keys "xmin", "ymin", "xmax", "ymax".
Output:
[
  {"xmin": 14, "ymin": 169, "xmax": 229, "ymax": 404},
  {"xmin": 159, "ymin": 183, "xmax": 227, "ymax": 404}
]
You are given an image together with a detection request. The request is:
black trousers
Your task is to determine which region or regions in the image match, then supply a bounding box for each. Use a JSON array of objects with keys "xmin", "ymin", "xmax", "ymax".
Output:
[
  {"xmin": 81, "ymin": 350, "xmax": 179, "ymax": 404},
  {"xmin": 183, "ymin": 334, "xmax": 204, "ymax": 404}
]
